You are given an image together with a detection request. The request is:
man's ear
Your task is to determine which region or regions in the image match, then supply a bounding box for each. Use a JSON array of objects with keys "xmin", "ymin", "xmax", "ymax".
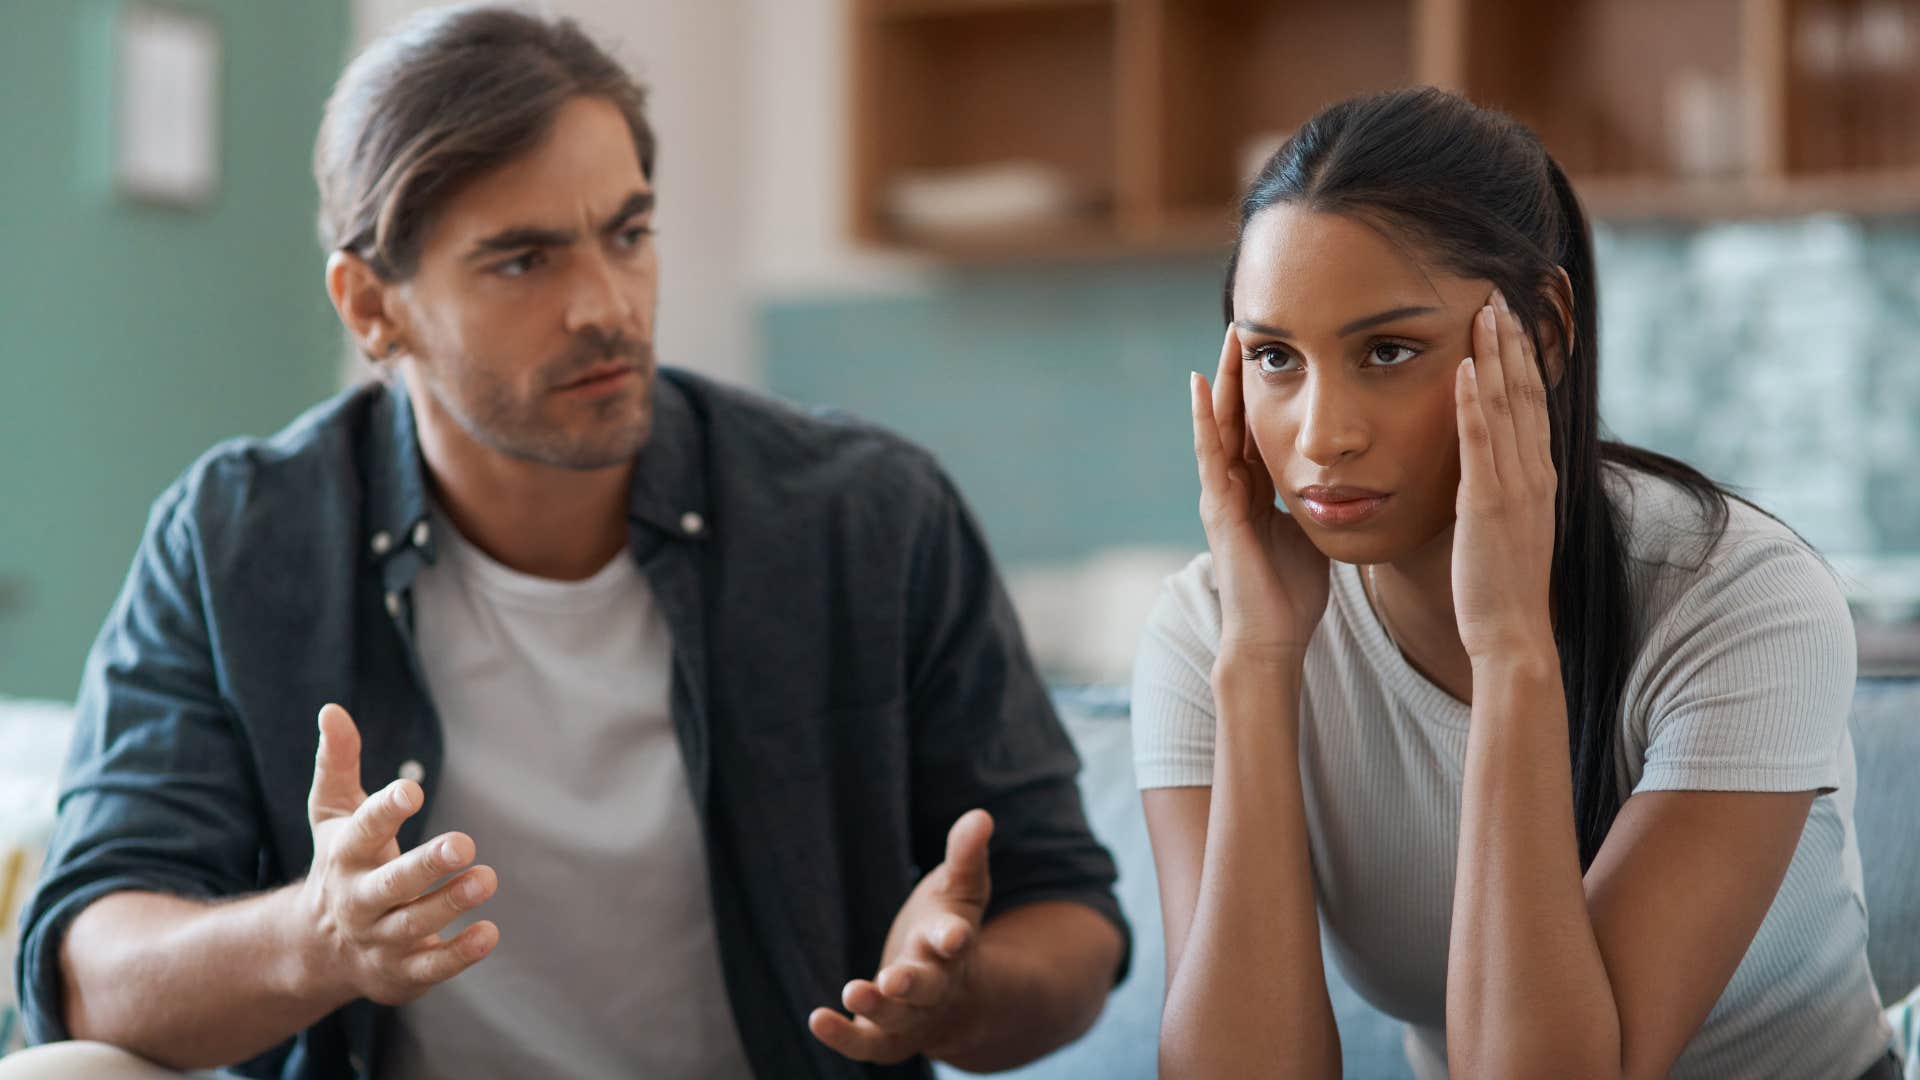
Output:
[
  {"xmin": 1538, "ymin": 266, "xmax": 1575, "ymax": 389},
  {"xmin": 326, "ymin": 250, "xmax": 409, "ymax": 365}
]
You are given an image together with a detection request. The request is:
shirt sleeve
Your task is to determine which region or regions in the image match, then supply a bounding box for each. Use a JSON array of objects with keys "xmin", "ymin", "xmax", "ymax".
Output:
[
  {"xmin": 1130, "ymin": 555, "xmax": 1222, "ymax": 790},
  {"xmin": 1630, "ymin": 538, "xmax": 1858, "ymax": 796},
  {"xmin": 901, "ymin": 470, "xmax": 1131, "ymax": 981},
  {"xmin": 14, "ymin": 484, "xmax": 267, "ymax": 1045}
]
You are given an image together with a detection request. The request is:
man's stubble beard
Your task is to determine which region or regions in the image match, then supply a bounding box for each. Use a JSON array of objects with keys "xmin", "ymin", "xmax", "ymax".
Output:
[{"xmin": 424, "ymin": 338, "xmax": 656, "ymax": 471}]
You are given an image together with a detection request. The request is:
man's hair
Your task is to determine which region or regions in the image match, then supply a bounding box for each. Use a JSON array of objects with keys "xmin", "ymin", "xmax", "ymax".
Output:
[{"xmin": 313, "ymin": 3, "xmax": 655, "ymax": 281}]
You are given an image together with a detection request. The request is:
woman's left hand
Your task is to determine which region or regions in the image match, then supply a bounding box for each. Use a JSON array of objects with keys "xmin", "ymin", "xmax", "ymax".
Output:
[{"xmin": 1451, "ymin": 289, "xmax": 1558, "ymax": 667}]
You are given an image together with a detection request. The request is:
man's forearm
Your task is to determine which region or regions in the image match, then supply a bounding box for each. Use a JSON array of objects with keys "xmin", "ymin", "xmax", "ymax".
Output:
[
  {"xmin": 60, "ymin": 887, "xmax": 349, "ymax": 1070},
  {"xmin": 929, "ymin": 899, "xmax": 1122, "ymax": 1073}
]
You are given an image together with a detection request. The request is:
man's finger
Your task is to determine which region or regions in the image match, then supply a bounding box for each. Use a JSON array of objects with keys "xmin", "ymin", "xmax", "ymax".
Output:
[
  {"xmin": 368, "ymin": 865, "xmax": 497, "ymax": 945},
  {"xmin": 876, "ymin": 958, "xmax": 949, "ymax": 1008},
  {"xmin": 309, "ymin": 704, "xmax": 369, "ymax": 822},
  {"xmin": 808, "ymin": 1008, "xmax": 900, "ymax": 1065},
  {"xmin": 394, "ymin": 919, "xmax": 498, "ymax": 988},
  {"xmin": 922, "ymin": 913, "xmax": 975, "ymax": 961},
  {"xmin": 339, "ymin": 778, "xmax": 422, "ymax": 864},
  {"xmin": 841, "ymin": 977, "xmax": 917, "ymax": 1031},
  {"xmin": 356, "ymin": 832, "xmax": 477, "ymax": 918},
  {"xmin": 937, "ymin": 808, "xmax": 993, "ymax": 907}
]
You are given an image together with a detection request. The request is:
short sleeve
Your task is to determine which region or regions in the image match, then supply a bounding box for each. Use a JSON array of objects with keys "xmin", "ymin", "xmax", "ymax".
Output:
[
  {"xmin": 1130, "ymin": 555, "xmax": 1222, "ymax": 790},
  {"xmin": 1630, "ymin": 539, "xmax": 1857, "ymax": 796}
]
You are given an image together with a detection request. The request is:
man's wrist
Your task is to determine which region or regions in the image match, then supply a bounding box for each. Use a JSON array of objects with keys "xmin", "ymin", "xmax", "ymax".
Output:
[{"xmin": 269, "ymin": 880, "xmax": 349, "ymax": 1008}]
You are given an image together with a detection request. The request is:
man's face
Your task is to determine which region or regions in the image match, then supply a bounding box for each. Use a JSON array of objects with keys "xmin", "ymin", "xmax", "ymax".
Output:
[{"xmin": 392, "ymin": 95, "xmax": 658, "ymax": 470}]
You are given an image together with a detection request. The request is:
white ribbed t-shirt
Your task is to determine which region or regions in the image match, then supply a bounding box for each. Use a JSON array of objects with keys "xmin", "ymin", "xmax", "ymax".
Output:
[{"xmin": 1132, "ymin": 466, "xmax": 1894, "ymax": 1079}]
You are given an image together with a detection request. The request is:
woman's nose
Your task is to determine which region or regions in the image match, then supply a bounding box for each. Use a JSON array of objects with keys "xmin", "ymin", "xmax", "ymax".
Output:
[{"xmin": 1293, "ymin": 370, "xmax": 1370, "ymax": 467}]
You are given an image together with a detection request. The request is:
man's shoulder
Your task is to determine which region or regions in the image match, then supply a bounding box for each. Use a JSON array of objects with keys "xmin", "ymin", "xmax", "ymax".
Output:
[
  {"xmin": 666, "ymin": 368, "xmax": 953, "ymax": 514},
  {"xmin": 156, "ymin": 381, "xmax": 383, "ymax": 543}
]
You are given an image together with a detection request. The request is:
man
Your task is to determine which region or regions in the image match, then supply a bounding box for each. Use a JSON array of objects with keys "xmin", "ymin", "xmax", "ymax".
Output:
[{"xmin": 8, "ymin": 6, "xmax": 1126, "ymax": 1078}]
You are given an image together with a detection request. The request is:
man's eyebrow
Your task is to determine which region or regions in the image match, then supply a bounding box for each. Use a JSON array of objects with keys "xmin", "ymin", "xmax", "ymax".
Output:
[
  {"xmin": 463, "ymin": 191, "xmax": 656, "ymax": 261},
  {"xmin": 599, "ymin": 191, "xmax": 654, "ymax": 233},
  {"xmin": 1235, "ymin": 305, "xmax": 1442, "ymax": 340}
]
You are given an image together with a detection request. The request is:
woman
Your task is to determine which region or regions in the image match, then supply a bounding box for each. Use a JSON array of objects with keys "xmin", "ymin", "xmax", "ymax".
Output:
[{"xmin": 1135, "ymin": 88, "xmax": 1902, "ymax": 1079}]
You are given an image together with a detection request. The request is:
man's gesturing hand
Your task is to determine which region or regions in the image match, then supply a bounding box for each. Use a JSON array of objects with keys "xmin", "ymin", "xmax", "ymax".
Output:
[
  {"xmin": 809, "ymin": 809, "xmax": 995, "ymax": 1065},
  {"xmin": 296, "ymin": 704, "xmax": 499, "ymax": 1005}
]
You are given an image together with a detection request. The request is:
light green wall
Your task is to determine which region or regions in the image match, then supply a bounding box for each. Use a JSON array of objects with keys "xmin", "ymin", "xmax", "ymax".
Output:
[{"xmin": 0, "ymin": 1, "xmax": 350, "ymax": 698}]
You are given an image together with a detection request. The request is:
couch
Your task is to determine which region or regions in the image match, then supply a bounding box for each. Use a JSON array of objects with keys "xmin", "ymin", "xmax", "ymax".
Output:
[{"xmin": 5, "ymin": 681, "xmax": 1916, "ymax": 1075}]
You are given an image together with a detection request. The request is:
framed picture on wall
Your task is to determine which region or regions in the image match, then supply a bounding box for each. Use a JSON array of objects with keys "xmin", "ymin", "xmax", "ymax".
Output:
[{"xmin": 113, "ymin": 2, "xmax": 222, "ymax": 209}]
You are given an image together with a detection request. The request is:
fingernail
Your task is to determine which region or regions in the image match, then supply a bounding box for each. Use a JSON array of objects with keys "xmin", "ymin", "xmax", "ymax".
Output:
[
  {"xmin": 1480, "ymin": 305, "xmax": 1495, "ymax": 327},
  {"xmin": 1493, "ymin": 290, "xmax": 1509, "ymax": 313},
  {"xmin": 893, "ymin": 970, "xmax": 914, "ymax": 994},
  {"xmin": 392, "ymin": 785, "xmax": 414, "ymax": 811},
  {"xmin": 457, "ymin": 877, "xmax": 484, "ymax": 905},
  {"xmin": 439, "ymin": 839, "xmax": 459, "ymax": 864},
  {"xmin": 1463, "ymin": 356, "xmax": 1477, "ymax": 382}
]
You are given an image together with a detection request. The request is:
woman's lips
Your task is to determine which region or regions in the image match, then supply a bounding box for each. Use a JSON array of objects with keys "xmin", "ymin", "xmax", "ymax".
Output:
[{"xmin": 1295, "ymin": 487, "xmax": 1391, "ymax": 527}]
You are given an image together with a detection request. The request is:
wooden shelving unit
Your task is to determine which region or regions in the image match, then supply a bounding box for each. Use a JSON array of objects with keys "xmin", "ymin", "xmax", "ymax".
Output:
[{"xmin": 850, "ymin": 0, "xmax": 1920, "ymax": 259}]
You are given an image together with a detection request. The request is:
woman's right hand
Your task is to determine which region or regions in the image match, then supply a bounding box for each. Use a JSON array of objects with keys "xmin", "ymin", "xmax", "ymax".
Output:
[{"xmin": 1191, "ymin": 326, "xmax": 1330, "ymax": 664}]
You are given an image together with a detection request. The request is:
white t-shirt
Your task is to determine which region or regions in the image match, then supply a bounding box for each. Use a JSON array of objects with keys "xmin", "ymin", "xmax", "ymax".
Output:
[
  {"xmin": 381, "ymin": 515, "xmax": 755, "ymax": 1079},
  {"xmin": 1132, "ymin": 466, "xmax": 1894, "ymax": 1079}
]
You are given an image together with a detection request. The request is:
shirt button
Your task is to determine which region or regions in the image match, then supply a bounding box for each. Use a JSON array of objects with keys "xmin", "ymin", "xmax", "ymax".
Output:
[
  {"xmin": 412, "ymin": 520, "xmax": 431, "ymax": 547},
  {"xmin": 680, "ymin": 510, "xmax": 704, "ymax": 536},
  {"xmin": 384, "ymin": 591, "xmax": 402, "ymax": 618},
  {"xmin": 369, "ymin": 531, "xmax": 392, "ymax": 556},
  {"xmin": 348, "ymin": 1052, "xmax": 365, "ymax": 1074},
  {"xmin": 398, "ymin": 759, "xmax": 425, "ymax": 784}
]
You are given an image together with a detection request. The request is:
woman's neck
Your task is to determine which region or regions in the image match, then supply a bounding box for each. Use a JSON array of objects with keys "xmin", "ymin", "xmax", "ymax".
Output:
[{"xmin": 1363, "ymin": 523, "xmax": 1476, "ymax": 703}]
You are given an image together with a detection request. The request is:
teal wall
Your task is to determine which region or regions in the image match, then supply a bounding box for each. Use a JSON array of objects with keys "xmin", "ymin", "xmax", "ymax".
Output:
[{"xmin": 0, "ymin": 2, "xmax": 350, "ymax": 698}]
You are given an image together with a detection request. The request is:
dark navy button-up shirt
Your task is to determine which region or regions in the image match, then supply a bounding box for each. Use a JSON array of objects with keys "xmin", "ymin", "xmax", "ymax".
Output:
[{"xmin": 16, "ymin": 370, "xmax": 1126, "ymax": 1079}]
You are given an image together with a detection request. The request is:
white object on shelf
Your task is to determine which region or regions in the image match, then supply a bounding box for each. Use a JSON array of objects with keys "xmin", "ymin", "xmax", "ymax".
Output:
[
  {"xmin": 114, "ymin": 2, "xmax": 222, "ymax": 208},
  {"xmin": 884, "ymin": 161, "xmax": 1079, "ymax": 234}
]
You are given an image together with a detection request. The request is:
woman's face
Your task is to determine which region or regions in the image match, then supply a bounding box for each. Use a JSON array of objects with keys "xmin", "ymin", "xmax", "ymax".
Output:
[{"xmin": 1231, "ymin": 205, "xmax": 1494, "ymax": 566}]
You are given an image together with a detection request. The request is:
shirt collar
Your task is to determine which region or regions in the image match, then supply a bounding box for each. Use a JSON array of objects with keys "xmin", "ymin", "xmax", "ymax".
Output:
[
  {"xmin": 363, "ymin": 370, "xmax": 709, "ymax": 573},
  {"xmin": 625, "ymin": 371, "xmax": 710, "ymax": 543}
]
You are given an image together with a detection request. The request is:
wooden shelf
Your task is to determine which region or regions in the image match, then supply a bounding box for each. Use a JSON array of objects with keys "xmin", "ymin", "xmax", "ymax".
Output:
[{"xmin": 851, "ymin": 0, "xmax": 1920, "ymax": 260}]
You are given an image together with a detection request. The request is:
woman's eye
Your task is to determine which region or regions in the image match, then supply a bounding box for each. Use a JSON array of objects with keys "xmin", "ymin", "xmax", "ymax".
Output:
[
  {"xmin": 1369, "ymin": 343, "xmax": 1417, "ymax": 367},
  {"xmin": 1250, "ymin": 348, "xmax": 1298, "ymax": 374}
]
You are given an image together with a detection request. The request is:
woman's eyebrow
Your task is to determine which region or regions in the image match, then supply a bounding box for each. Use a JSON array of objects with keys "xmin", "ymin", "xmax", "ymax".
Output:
[{"xmin": 1235, "ymin": 305, "xmax": 1442, "ymax": 340}]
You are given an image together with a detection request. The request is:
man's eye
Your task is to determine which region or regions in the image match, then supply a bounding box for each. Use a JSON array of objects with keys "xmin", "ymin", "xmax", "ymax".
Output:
[
  {"xmin": 1370, "ymin": 343, "xmax": 1417, "ymax": 366},
  {"xmin": 615, "ymin": 224, "xmax": 653, "ymax": 250},
  {"xmin": 494, "ymin": 252, "xmax": 541, "ymax": 278}
]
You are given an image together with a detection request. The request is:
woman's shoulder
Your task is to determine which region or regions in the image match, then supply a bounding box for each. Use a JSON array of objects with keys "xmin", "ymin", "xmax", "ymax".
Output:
[
  {"xmin": 1605, "ymin": 462, "xmax": 1831, "ymax": 585},
  {"xmin": 1605, "ymin": 462, "xmax": 1854, "ymax": 703},
  {"xmin": 1144, "ymin": 552, "xmax": 1224, "ymax": 655}
]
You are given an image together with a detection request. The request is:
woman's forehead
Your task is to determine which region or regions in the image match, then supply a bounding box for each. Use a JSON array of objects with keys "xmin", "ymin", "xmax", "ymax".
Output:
[{"xmin": 1233, "ymin": 206, "xmax": 1482, "ymax": 330}]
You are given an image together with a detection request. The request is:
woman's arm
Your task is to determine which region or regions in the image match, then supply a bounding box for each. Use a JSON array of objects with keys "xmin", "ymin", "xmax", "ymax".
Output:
[
  {"xmin": 1145, "ymin": 332, "xmax": 1341, "ymax": 1079},
  {"xmin": 1448, "ymin": 656, "xmax": 1814, "ymax": 1080},
  {"xmin": 1444, "ymin": 293, "xmax": 1818, "ymax": 1079},
  {"xmin": 1146, "ymin": 655, "xmax": 1340, "ymax": 1080}
]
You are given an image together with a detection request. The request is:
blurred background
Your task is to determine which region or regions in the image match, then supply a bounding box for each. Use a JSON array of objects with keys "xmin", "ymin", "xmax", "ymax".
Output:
[
  {"xmin": 4, "ymin": 0, "xmax": 1920, "ymax": 1068},
  {"xmin": 3, "ymin": 0, "xmax": 1919, "ymax": 700}
]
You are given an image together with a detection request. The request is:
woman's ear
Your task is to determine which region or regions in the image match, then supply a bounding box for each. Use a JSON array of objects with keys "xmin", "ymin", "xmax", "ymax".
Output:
[
  {"xmin": 325, "ymin": 250, "xmax": 410, "ymax": 366},
  {"xmin": 1538, "ymin": 266, "xmax": 1575, "ymax": 388}
]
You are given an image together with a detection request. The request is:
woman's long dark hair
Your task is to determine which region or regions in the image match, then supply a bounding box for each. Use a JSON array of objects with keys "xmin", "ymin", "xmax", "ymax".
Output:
[{"xmin": 1228, "ymin": 87, "xmax": 1735, "ymax": 871}]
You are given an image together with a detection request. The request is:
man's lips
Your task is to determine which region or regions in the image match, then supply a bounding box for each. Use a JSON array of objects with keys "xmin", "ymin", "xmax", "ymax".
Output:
[
  {"xmin": 1295, "ymin": 485, "xmax": 1392, "ymax": 527},
  {"xmin": 554, "ymin": 362, "xmax": 641, "ymax": 392}
]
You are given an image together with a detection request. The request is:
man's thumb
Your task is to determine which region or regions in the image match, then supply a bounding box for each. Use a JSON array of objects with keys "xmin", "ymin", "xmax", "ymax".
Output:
[
  {"xmin": 939, "ymin": 809, "xmax": 994, "ymax": 905},
  {"xmin": 308, "ymin": 703, "xmax": 367, "ymax": 820}
]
